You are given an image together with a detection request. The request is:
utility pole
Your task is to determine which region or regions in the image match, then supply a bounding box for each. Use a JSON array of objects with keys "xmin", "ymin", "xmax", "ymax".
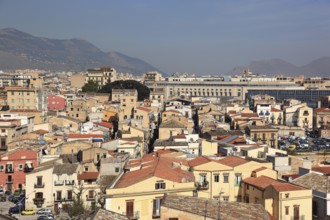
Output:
[{"xmin": 218, "ymin": 191, "xmax": 224, "ymax": 220}]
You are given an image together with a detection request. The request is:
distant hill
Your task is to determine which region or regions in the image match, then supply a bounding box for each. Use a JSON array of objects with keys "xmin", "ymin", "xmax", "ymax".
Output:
[
  {"xmin": 231, "ymin": 57, "xmax": 330, "ymax": 77},
  {"xmin": 0, "ymin": 28, "xmax": 161, "ymax": 75}
]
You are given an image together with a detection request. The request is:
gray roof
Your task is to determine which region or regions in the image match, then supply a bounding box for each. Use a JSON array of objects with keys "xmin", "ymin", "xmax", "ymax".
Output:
[
  {"xmin": 160, "ymin": 119, "xmax": 185, "ymax": 128},
  {"xmin": 53, "ymin": 163, "xmax": 78, "ymax": 175},
  {"xmin": 88, "ymin": 208, "xmax": 128, "ymax": 220},
  {"xmin": 154, "ymin": 140, "xmax": 188, "ymax": 147},
  {"xmin": 292, "ymin": 172, "xmax": 329, "ymax": 193},
  {"xmin": 162, "ymin": 194, "xmax": 271, "ymax": 220}
]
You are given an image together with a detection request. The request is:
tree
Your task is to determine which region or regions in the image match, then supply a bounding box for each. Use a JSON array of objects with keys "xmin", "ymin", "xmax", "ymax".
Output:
[
  {"xmin": 99, "ymin": 80, "xmax": 150, "ymax": 101},
  {"xmin": 82, "ymin": 80, "xmax": 99, "ymax": 93}
]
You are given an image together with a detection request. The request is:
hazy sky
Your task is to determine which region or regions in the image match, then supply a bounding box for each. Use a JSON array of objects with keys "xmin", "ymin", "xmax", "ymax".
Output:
[{"xmin": 0, "ymin": 0, "xmax": 329, "ymax": 74}]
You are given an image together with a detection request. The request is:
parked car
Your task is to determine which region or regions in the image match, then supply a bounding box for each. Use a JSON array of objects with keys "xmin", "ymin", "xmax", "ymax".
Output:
[
  {"xmin": 0, "ymin": 196, "xmax": 6, "ymax": 202},
  {"xmin": 0, "ymin": 188, "xmax": 3, "ymax": 196},
  {"xmin": 288, "ymin": 145, "xmax": 296, "ymax": 151},
  {"xmin": 37, "ymin": 208, "xmax": 53, "ymax": 215},
  {"xmin": 21, "ymin": 209, "xmax": 35, "ymax": 215},
  {"xmin": 38, "ymin": 215, "xmax": 55, "ymax": 220},
  {"xmin": 9, "ymin": 206, "xmax": 20, "ymax": 214}
]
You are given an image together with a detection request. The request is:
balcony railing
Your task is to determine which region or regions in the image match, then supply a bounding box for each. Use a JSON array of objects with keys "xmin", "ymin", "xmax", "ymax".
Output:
[
  {"xmin": 86, "ymin": 196, "xmax": 95, "ymax": 201},
  {"xmin": 123, "ymin": 211, "xmax": 140, "ymax": 220},
  {"xmin": 24, "ymin": 166, "xmax": 34, "ymax": 173},
  {"xmin": 6, "ymin": 179, "xmax": 13, "ymax": 184},
  {"xmin": 33, "ymin": 198, "xmax": 45, "ymax": 205},
  {"xmin": 5, "ymin": 168, "xmax": 14, "ymax": 173},
  {"xmin": 55, "ymin": 197, "xmax": 63, "ymax": 202},
  {"xmin": 65, "ymin": 180, "xmax": 74, "ymax": 185},
  {"xmin": 195, "ymin": 181, "xmax": 209, "ymax": 190},
  {"xmin": 34, "ymin": 183, "xmax": 45, "ymax": 188},
  {"xmin": 54, "ymin": 180, "xmax": 64, "ymax": 186}
]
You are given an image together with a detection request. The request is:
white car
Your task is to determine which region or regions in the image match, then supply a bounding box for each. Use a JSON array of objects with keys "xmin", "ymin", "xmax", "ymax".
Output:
[{"xmin": 37, "ymin": 208, "xmax": 52, "ymax": 215}]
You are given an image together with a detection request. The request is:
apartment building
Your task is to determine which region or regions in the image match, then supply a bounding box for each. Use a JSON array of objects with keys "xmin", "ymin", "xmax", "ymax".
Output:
[
  {"xmin": 105, "ymin": 155, "xmax": 195, "ymax": 220},
  {"xmin": 0, "ymin": 119, "xmax": 28, "ymax": 151},
  {"xmin": 6, "ymin": 86, "xmax": 47, "ymax": 111},
  {"xmin": 188, "ymin": 156, "xmax": 275, "ymax": 202},
  {"xmin": 86, "ymin": 66, "xmax": 117, "ymax": 88},
  {"xmin": 245, "ymin": 125, "xmax": 279, "ymax": 149},
  {"xmin": 0, "ymin": 149, "xmax": 38, "ymax": 192},
  {"xmin": 242, "ymin": 175, "xmax": 312, "ymax": 220}
]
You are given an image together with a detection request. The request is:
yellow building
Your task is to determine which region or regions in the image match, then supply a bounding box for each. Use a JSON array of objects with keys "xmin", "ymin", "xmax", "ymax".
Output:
[
  {"xmin": 245, "ymin": 125, "xmax": 279, "ymax": 148},
  {"xmin": 102, "ymin": 109, "xmax": 118, "ymax": 122},
  {"xmin": 159, "ymin": 119, "xmax": 186, "ymax": 140},
  {"xmin": 188, "ymin": 156, "xmax": 275, "ymax": 202},
  {"xmin": 200, "ymin": 139, "xmax": 218, "ymax": 156},
  {"xmin": 242, "ymin": 175, "xmax": 312, "ymax": 220},
  {"xmin": 105, "ymin": 156, "xmax": 195, "ymax": 220},
  {"xmin": 86, "ymin": 66, "xmax": 117, "ymax": 88}
]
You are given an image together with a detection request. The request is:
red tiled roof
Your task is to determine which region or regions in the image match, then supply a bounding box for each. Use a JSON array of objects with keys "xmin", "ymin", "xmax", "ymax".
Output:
[
  {"xmin": 272, "ymin": 183, "xmax": 306, "ymax": 192},
  {"xmin": 174, "ymin": 134, "xmax": 186, "ymax": 139},
  {"xmin": 243, "ymin": 176, "xmax": 279, "ymax": 189},
  {"xmin": 218, "ymin": 156, "xmax": 249, "ymax": 167},
  {"xmin": 188, "ymin": 156, "xmax": 212, "ymax": 167},
  {"xmin": 78, "ymin": 172, "xmax": 99, "ymax": 180},
  {"xmin": 228, "ymin": 110, "xmax": 237, "ymax": 115},
  {"xmin": 314, "ymin": 108, "xmax": 330, "ymax": 113},
  {"xmin": 271, "ymin": 107, "xmax": 282, "ymax": 112},
  {"xmin": 312, "ymin": 166, "xmax": 330, "ymax": 175},
  {"xmin": 241, "ymin": 113, "xmax": 259, "ymax": 118},
  {"xmin": 136, "ymin": 106, "xmax": 152, "ymax": 112},
  {"xmin": 67, "ymin": 134, "xmax": 103, "ymax": 139},
  {"xmin": 115, "ymin": 157, "xmax": 194, "ymax": 188},
  {"xmin": 94, "ymin": 121, "xmax": 113, "ymax": 129}
]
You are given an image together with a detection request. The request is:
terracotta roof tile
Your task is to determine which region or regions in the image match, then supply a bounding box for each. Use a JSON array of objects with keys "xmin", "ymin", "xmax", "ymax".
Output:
[
  {"xmin": 272, "ymin": 183, "xmax": 306, "ymax": 192},
  {"xmin": 218, "ymin": 156, "xmax": 249, "ymax": 167},
  {"xmin": 244, "ymin": 176, "xmax": 306, "ymax": 192},
  {"xmin": 136, "ymin": 106, "xmax": 152, "ymax": 112},
  {"xmin": 241, "ymin": 113, "xmax": 259, "ymax": 118},
  {"xmin": 78, "ymin": 172, "xmax": 99, "ymax": 180},
  {"xmin": 67, "ymin": 134, "xmax": 103, "ymax": 139},
  {"xmin": 271, "ymin": 107, "xmax": 282, "ymax": 112},
  {"xmin": 188, "ymin": 156, "xmax": 212, "ymax": 167},
  {"xmin": 94, "ymin": 121, "xmax": 113, "ymax": 129},
  {"xmin": 311, "ymin": 166, "xmax": 330, "ymax": 175},
  {"xmin": 115, "ymin": 157, "xmax": 194, "ymax": 188},
  {"xmin": 314, "ymin": 108, "xmax": 330, "ymax": 113}
]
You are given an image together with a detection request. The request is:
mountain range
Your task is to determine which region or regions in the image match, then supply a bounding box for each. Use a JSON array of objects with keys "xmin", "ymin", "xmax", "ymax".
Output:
[
  {"xmin": 0, "ymin": 28, "xmax": 161, "ymax": 75},
  {"xmin": 0, "ymin": 28, "xmax": 329, "ymax": 77},
  {"xmin": 231, "ymin": 57, "xmax": 330, "ymax": 77}
]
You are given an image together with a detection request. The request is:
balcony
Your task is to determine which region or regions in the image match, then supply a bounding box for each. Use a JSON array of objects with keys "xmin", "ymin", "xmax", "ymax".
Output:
[
  {"xmin": 123, "ymin": 211, "xmax": 140, "ymax": 220},
  {"xmin": 33, "ymin": 198, "xmax": 45, "ymax": 205},
  {"xmin": 65, "ymin": 180, "xmax": 74, "ymax": 185},
  {"xmin": 6, "ymin": 178, "xmax": 13, "ymax": 184},
  {"xmin": 55, "ymin": 197, "xmax": 63, "ymax": 202},
  {"xmin": 34, "ymin": 183, "xmax": 45, "ymax": 188},
  {"xmin": 5, "ymin": 168, "xmax": 14, "ymax": 173},
  {"xmin": 54, "ymin": 180, "xmax": 64, "ymax": 186},
  {"xmin": 24, "ymin": 165, "xmax": 34, "ymax": 173},
  {"xmin": 195, "ymin": 181, "xmax": 209, "ymax": 190},
  {"xmin": 86, "ymin": 196, "xmax": 95, "ymax": 201}
]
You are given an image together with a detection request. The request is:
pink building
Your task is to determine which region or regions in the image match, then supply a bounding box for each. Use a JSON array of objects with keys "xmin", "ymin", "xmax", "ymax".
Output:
[
  {"xmin": 0, "ymin": 149, "xmax": 38, "ymax": 192},
  {"xmin": 47, "ymin": 94, "xmax": 66, "ymax": 111}
]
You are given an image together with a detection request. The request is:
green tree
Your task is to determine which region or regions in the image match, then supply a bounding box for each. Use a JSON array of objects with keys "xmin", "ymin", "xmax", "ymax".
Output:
[
  {"xmin": 82, "ymin": 80, "xmax": 99, "ymax": 93},
  {"xmin": 99, "ymin": 80, "xmax": 150, "ymax": 101}
]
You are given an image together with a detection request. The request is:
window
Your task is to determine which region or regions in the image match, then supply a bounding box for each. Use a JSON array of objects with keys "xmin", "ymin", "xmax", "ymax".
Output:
[
  {"xmin": 153, "ymin": 198, "xmax": 162, "ymax": 217},
  {"xmin": 1, "ymin": 129, "xmax": 5, "ymax": 133},
  {"xmin": 11, "ymin": 98, "xmax": 14, "ymax": 103},
  {"xmin": 312, "ymin": 201, "xmax": 318, "ymax": 216},
  {"xmin": 18, "ymin": 164, "xmax": 23, "ymax": 170},
  {"xmin": 88, "ymin": 190, "xmax": 94, "ymax": 199},
  {"xmin": 294, "ymin": 205, "xmax": 299, "ymax": 220},
  {"xmin": 67, "ymin": 190, "xmax": 73, "ymax": 200},
  {"xmin": 223, "ymin": 174, "xmax": 229, "ymax": 183},
  {"xmin": 0, "ymin": 165, "xmax": 3, "ymax": 171},
  {"xmin": 84, "ymin": 166, "xmax": 88, "ymax": 172},
  {"xmin": 27, "ymin": 99, "xmax": 30, "ymax": 103},
  {"xmin": 214, "ymin": 174, "xmax": 219, "ymax": 182},
  {"xmin": 285, "ymin": 206, "xmax": 289, "ymax": 215},
  {"xmin": 56, "ymin": 191, "xmax": 62, "ymax": 201},
  {"xmin": 223, "ymin": 196, "xmax": 229, "ymax": 202},
  {"xmin": 155, "ymin": 182, "xmax": 166, "ymax": 190},
  {"xmin": 37, "ymin": 176, "xmax": 43, "ymax": 186},
  {"xmin": 115, "ymin": 167, "xmax": 120, "ymax": 173},
  {"xmin": 235, "ymin": 174, "xmax": 242, "ymax": 186}
]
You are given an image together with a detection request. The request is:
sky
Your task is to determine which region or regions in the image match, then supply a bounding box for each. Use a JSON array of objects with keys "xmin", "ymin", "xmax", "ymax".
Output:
[{"xmin": 0, "ymin": 0, "xmax": 330, "ymax": 74}]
